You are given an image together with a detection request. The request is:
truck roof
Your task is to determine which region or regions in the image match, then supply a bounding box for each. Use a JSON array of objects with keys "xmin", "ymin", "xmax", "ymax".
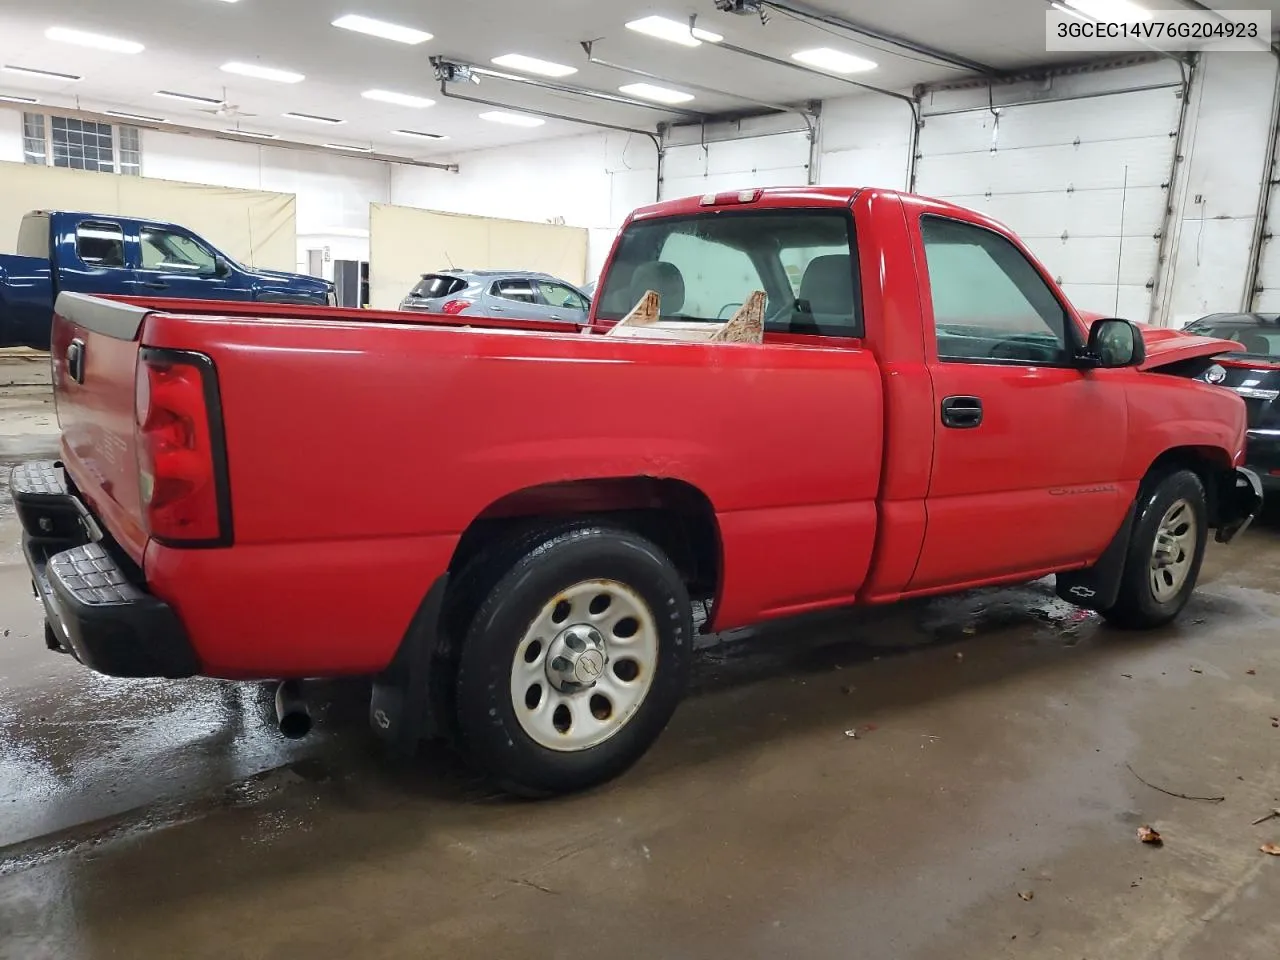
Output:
[
  {"xmin": 628, "ymin": 186, "xmax": 967, "ymax": 221},
  {"xmin": 25, "ymin": 210, "xmax": 193, "ymax": 232}
]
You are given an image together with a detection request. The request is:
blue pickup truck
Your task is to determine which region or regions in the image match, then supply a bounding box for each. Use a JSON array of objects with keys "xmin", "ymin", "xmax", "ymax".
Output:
[{"xmin": 0, "ymin": 211, "xmax": 334, "ymax": 349}]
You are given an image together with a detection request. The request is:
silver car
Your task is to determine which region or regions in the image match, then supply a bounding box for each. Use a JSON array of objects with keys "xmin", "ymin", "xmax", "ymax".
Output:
[{"xmin": 399, "ymin": 269, "xmax": 592, "ymax": 323}]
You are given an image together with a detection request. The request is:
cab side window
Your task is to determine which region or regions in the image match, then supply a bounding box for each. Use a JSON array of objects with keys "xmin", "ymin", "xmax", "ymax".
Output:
[
  {"xmin": 538, "ymin": 281, "xmax": 588, "ymax": 311},
  {"xmin": 921, "ymin": 216, "xmax": 1070, "ymax": 365},
  {"xmin": 75, "ymin": 221, "xmax": 125, "ymax": 268},
  {"xmin": 140, "ymin": 226, "xmax": 218, "ymax": 273}
]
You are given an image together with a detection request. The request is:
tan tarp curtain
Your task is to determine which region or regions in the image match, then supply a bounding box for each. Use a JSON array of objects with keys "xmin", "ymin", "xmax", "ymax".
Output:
[
  {"xmin": 0, "ymin": 161, "xmax": 296, "ymax": 270},
  {"xmin": 368, "ymin": 203, "xmax": 589, "ymax": 310}
]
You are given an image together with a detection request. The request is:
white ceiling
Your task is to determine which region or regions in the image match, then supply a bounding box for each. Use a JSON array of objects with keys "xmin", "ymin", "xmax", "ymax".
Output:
[{"xmin": 0, "ymin": 0, "xmax": 1271, "ymax": 160}]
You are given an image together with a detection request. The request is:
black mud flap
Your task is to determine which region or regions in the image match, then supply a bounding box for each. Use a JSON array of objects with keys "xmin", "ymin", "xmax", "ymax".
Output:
[
  {"xmin": 370, "ymin": 574, "xmax": 450, "ymax": 755},
  {"xmin": 1055, "ymin": 500, "xmax": 1137, "ymax": 612},
  {"xmin": 1214, "ymin": 467, "xmax": 1262, "ymax": 544}
]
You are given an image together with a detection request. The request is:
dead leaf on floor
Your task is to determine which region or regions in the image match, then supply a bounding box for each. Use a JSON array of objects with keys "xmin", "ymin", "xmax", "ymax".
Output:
[
  {"xmin": 1018, "ymin": 890, "xmax": 1034, "ymax": 901},
  {"xmin": 1121, "ymin": 674, "xmax": 1133, "ymax": 679},
  {"xmin": 1190, "ymin": 667, "xmax": 1204, "ymax": 674},
  {"xmin": 1138, "ymin": 826, "xmax": 1163, "ymax": 845},
  {"xmin": 1247, "ymin": 669, "xmax": 1257, "ymax": 675},
  {"xmin": 1261, "ymin": 843, "xmax": 1280, "ymax": 856},
  {"xmin": 844, "ymin": 729, "xmax": 858, "ymax": 739}
]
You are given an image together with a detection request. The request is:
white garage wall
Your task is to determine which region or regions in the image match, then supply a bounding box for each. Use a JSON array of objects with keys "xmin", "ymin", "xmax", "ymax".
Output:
[
  {"xmin": 819, "ymin": 94, "xmax": 916, "ymax": 190},
  {"xmin": 142, "ymin": 130, "xmax": 397, "ymax": 274},
  {"xmin": 916, "ymin": 61, "xmax": 1184, "ymax": 323},
  {"xmin": 1161, "ymin": 53, "xmax": 1277, "ymax": 327},
  {"xmin": 390, "ymin": 129, "xmax": 658, "ymax": 285}
]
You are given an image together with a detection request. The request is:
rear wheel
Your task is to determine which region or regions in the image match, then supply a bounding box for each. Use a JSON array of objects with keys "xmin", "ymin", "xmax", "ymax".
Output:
[
  {"xmin": 1102, "ymin": 469, "xmax": 1207, "ymax": 629},
  {"xmin": 454, "ymin": 525, "xmax": 693, "ymax": 797}
]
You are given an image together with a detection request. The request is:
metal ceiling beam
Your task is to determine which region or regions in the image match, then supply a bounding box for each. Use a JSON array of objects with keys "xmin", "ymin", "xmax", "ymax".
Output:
[
  {"xmin": 435, "ymin": 80, "xmax": 662, "ymax": 152},
  {"xmin": 432, "ymin": 57, "xmax": 708, "ymax": 121},
  {"xmin": 709, "ymin": 35, "xmax": 919, "ymax": 104},
  {"xmin": 760, "ymin": 0, "xmax": 1002, "ymax": 76},
  {"xmin": 467, "ymin": 64, "xmax": 708, "ymax": 120},
  {"xmin": 580, "ymin": 40, "xmax": 810, "ymax": 120}
]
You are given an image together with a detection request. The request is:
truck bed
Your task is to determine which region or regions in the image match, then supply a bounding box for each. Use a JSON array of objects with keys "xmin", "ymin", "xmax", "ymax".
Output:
[{"xmin": 51, "ymin": 292, "xmax": 885, "ymax": 676}]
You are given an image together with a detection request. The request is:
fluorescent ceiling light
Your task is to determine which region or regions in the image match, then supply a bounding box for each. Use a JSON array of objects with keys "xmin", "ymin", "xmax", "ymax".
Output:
[
  {"xmin": 362, "ymin": 89, "xmax": 434, "ymax": 108},
  {"xmin": 45, "ymin": 27, "xmax": 144, "ymax": 54},
  {"xmin": 490, "ymin": 54, "xmax": 578, "ymax": 77},
  {"xmin": 618, "ymin": 82, "xmax": 694, "ymax": 104},
  {"xmin": 155, "ymin": 89, "xmax": 223, "ymax": 104},
  {"xmin": 324, "ymin": 143, "xmax": 374, "ymax": 152},
  {"xmin": 393, "ymin": 129, "xmax": 448, "ymax": 140},
  {"xmin": 3, "ymin": 65, "xmax": 82, "ymax": 82},
  {"xmin": 479, "ymin": 110, "xmax": 545, "ymax": 128},
  {"xmin": 283, "ymin": 111, "xmax": 345, "ymax": 124},
  {"xmin": 223, "ymin": 128, "xmax": 278, "ymax": 138},
  {"xmin": 221, "ymin": 61, "xmax": 305, "ymax": 83},
  {"xmin": 1061, "ymin": 0, "xmax": 1152, "ymax": 20},
  {"xmin": 105, "ymin": 109, "xmax": 166, "ymax": 122},
  {"xmin": 0, "ymin": 94, "xmax": 39, "ymax": 104},
  {"xmin": 790, "ymin": 47, "xmax": 877, "ymax": 74},
  {"xmin": 625, "ymin": 16, "xmax": 722, "ymax": 47},
  {"xmin": 331, "ymin": 14, "xmax": 432, "ymax": 44}
]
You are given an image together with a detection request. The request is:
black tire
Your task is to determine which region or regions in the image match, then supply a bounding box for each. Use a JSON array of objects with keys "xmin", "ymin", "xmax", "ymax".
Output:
[
  {"xmin": 454, "ymin": 525, "xmax": 693, "ymax": 797},
  {"xmin": 1102, "ymin": 469, "xmax": 1207, "ymax": 630}
]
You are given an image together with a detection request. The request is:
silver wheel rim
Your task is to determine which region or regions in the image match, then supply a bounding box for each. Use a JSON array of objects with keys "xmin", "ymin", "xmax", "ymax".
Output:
[
  {"xmin": 1149, "ymin": 498, "xmax": 1197, "ymax": 603},
  {"xmin": 510, "ymin": 579, "xmax": 659, "ymax": 752}
]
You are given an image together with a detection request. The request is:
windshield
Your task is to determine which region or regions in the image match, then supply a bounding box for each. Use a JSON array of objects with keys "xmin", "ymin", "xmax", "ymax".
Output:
[
  {"xmin": 1183, "ymin": 318, "xmax": 1280, "ymax": 359},
  {"xmin": 595, "ymin": 209, "xmax": 860, "ymax": 337}
]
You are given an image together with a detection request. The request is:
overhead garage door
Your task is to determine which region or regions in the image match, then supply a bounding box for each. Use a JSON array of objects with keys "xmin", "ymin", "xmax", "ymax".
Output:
[
  {"xmin": 660, "ymin": 132, "xmax": 811, "ymax": 201},
  {"xmin": 914, "ymin": 86, "xmax": 1183, "ymax": 323},
  {"xmin": 1252, "ymin": 180, "xmax": 1280, "ymax": 311}
]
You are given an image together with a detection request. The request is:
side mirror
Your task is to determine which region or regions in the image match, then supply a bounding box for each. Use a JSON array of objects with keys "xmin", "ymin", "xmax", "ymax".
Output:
[
  {"xmin": 213, "ymin": 256, "xmax": 231, "ymax": 278},
  {"xmin": 1082, "ymin": 317, "xmax": 1145, "ymax": 369}
]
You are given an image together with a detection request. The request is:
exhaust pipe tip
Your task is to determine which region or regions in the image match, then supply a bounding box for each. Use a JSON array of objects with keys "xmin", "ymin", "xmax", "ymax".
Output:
[{"xmin": 274, "ymin": 680, "xmax": 312, "ymax": 739}]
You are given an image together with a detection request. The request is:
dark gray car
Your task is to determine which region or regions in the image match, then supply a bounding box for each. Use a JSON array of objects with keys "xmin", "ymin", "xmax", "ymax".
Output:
[{"xmin": 399, "ymin": 269, "xmax": 592, "ymax": 323}]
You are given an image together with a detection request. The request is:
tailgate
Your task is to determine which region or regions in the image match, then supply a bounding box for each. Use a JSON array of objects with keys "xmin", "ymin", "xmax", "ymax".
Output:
[{"xmin": 51, "ymin": 291, "xmax": 151, "ymax": 563}]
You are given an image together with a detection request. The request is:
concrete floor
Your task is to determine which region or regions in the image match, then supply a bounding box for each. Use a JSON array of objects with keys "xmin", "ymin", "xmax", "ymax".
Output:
[{"xmin": 3, "ymin": 378, "xmax": 1280, "ymax": 960}]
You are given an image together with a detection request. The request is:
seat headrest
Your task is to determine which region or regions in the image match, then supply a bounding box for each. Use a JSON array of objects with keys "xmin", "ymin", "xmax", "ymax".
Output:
[
  {"xmin": 798, "ymin": 255, "xmax": 855, "ymax": 319},
  {"xmin": 630, "ymin": 261, "xmax": 685, "ymax": 315},
  {"xmin": 1240, "ymin": 331, "xmax": 1271, "ymax": 355}
]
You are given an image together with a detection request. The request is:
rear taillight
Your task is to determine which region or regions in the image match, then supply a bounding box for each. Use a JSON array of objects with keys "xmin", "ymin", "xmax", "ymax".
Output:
[
  {"xmin": 134, "ymin": 348, "xmax": 231, "ymax": 545},
  {"xmin": 441, "ymin": 299, "xmax": 470, "ymax": 315}
]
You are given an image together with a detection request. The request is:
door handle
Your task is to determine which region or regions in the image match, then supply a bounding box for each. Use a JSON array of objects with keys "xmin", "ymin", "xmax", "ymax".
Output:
[
  {"xmin": 141, "ymin": 282, "xmax": 168, "ymax": 290},
  {"xmin": 941, "ymin": 395, "xmax": 983, "ymax": 429},
  {"xmin": 66, "ymin": 338, "xmax": 85, "ymax": 384}
]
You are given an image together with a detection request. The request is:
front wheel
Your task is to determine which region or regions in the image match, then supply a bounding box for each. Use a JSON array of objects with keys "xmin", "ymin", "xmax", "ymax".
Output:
[
  {"xmin": 454, "ymin": 525, "xmax": 694, "ymax": 797},
  {"xmin": 1101, "ymin": 469, "xmax": 1207, "ymax": 630}
]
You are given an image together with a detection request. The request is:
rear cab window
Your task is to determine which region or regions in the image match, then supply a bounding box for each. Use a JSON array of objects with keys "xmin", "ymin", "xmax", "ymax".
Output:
[
  {"xmin": 75, "ymin": 221, "xmax": 125, "ymax": 268},
  {"xmin": 595, "ymin": 209, "xmax": 861, "ymax": 338}
]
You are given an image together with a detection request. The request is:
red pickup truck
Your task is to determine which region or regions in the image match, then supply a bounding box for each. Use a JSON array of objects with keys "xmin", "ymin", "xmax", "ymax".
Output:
[{"xmin": 11, "ymin": 187, "xmax": 1262, "ymax": 797}]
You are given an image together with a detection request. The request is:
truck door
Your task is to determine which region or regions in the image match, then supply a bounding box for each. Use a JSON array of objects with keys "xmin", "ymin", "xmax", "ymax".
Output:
[
  {"xmin": 132, "ymin": 222, "xmax": 246, "ymax": 300},
  {"xmin": 907, "ymin": 214, "xmax": 1131, "ymax": 591}
]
